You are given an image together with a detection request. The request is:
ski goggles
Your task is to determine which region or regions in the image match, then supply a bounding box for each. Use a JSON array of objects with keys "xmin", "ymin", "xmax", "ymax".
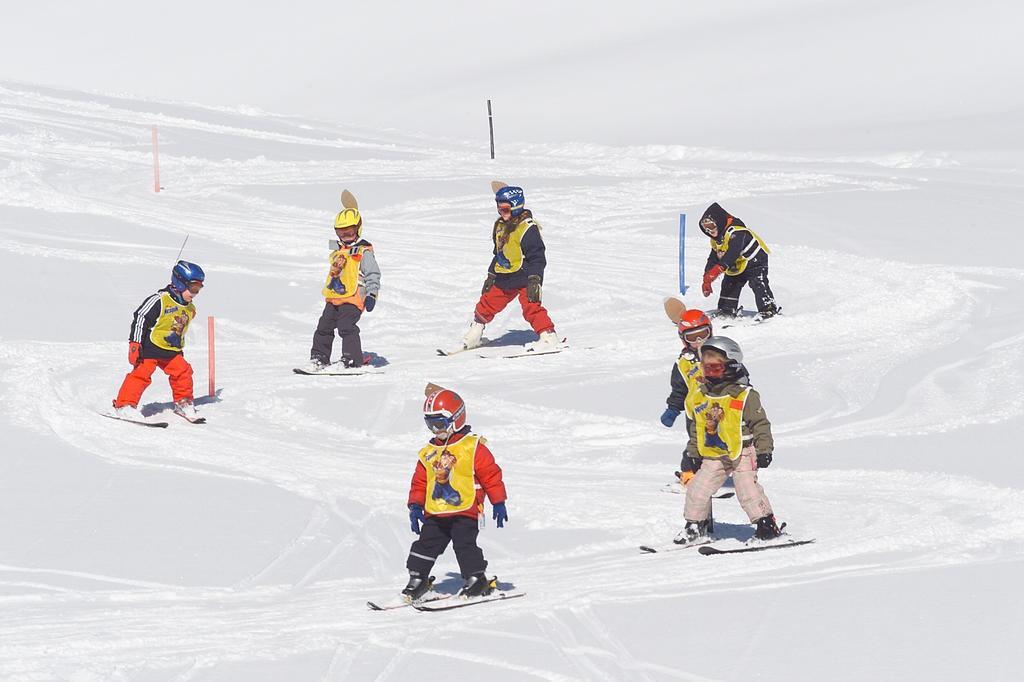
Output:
[
  {"xmin": 424, "ymin": 414, "xmax": 453, "ymax": 433},
  {"xmin": 701, "ymin": 360, "xmax": 726, "ymax": 379},
  {"xmin": 680, "ymin": 327, "xmax": 711, "ymax": 344},
  {"xmin": 186, "ymin": 281, "xmax": 204, "ymax": 294}
]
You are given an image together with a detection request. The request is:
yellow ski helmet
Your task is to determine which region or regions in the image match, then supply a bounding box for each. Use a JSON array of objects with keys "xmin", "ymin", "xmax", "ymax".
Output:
[{"xmin": 334, "ymin": 207, "xmax": 363, "ymax": 239}]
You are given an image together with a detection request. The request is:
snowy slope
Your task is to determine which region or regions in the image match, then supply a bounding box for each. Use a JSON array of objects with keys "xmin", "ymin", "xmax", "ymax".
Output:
[{"xmin": 1, "ymin": 79, "xmax": 1023, "ymax": 681}]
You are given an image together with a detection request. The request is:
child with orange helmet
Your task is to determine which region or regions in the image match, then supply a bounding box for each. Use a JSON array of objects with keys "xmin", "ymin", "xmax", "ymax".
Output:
[
  {"xmin": 660, "ymin": 302, "xmax": 715, "ymax": 486},
  {"xmin": 401, "ymin": 383, "xmax": 508, "ymax": 602}
]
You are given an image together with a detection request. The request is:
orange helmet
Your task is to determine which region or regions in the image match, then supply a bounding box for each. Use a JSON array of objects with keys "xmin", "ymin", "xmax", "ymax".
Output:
[
  {"xmin": 423, "ymin": 388, "xmax": 467, "ymax": 436},
  {"xmin": 678, "ymin": 309, "xmax": 713, "ymax": 350}
]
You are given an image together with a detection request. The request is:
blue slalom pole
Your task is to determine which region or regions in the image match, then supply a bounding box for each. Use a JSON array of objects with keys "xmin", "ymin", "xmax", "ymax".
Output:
[{"xmin": 678, "ymin": 213, "xmax": 687, "ymax": 294}]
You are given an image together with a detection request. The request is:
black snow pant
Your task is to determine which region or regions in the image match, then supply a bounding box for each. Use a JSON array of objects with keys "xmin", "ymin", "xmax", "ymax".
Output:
[
  {"xmin": 310, "ymin": 302, "xmax": 363, "ymax": 367},
  {"xmin": 406, "ymin": 515, "xmax": 486, "ymax": 579},
  {"xmin": 717, "ymin": 264, "xmax": 777, "ymax": 316}
]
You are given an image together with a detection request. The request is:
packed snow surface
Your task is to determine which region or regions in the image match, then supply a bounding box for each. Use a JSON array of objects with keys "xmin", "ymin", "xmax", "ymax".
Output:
[{"xmin": 1, "ymin": 8, "xmax": 1023, "ymax": 675}]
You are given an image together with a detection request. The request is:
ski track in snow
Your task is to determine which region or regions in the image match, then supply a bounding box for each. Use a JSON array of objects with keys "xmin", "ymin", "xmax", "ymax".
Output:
[{"xmin": 2, "ymin": 85, "xmax": 1024, "ymax": 678}]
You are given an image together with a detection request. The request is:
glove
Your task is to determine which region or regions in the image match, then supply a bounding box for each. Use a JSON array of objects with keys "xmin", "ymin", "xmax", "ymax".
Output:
[
  {"xmin": 682, "ymin": 453, "xmax": 702, "ymax": 473},
  {"xmin": 481, "ymin": 273, "xmax": 496, "ymax": 295},
  {"xmin": 128, "ymin": 341, "xmax": 141, "ymax": 366},
  {"xmin": 364, "ymin": 294, "xmax": 376, "ymax": 312},
  {"xmin": 702, "ymin": 264, "xmax": 724, "ymax": 297},
  {"xmin": 660, "ymin": 407, "xmax": 681, "ymax": 427},
  {"xmin": 491, "ymin": 501, "xmax": 508, "ymax": 528},
  {"xmin": 757, "ymin": 452, "xmax": 773, "ymax": 468},
  {"xmin": 409, "ymin": 504, "xmax": 424, "ymax": 534},
  {"xmin": 526, "ymin": 275, "xmax": 542, "ymax": 303}
]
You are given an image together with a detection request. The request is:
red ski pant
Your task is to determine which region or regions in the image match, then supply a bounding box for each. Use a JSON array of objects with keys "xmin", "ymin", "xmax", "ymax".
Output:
[
  {"xmin": 473, "ymin": 286, "xmax": 554, "ymax": 334},
  {"xmin": 113, "ymin": 355, "xmax": 194, "ymax": 408}
]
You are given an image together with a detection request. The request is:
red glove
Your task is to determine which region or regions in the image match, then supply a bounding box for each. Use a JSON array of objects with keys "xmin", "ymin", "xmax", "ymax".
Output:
[
  {"xmin": 702, "ymin": 265, "xmax": 724, "ymax": 297},
  {"xmin": 128, "ymin": 341, "xmax": 142, "ymax": 366}
]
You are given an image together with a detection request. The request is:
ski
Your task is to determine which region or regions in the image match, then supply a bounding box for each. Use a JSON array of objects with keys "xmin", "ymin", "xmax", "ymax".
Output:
[
  {"xmin": 174, "ymin": 412, "xmax": 206, "ymax": 424},
  {"xmin": 412, "ymin": 590, "xmax": 525, "ymax": 612},
  {"xmin": 437, "ymin": 339, "xmax": 491, "ymax": 357},
  {"xmin": 638, "ymin": 539, "xmax": 714, "ymax": 554},
  {"xmin": 482, "ymin": 338, "xmax": 569, "ymax": 359},
  {"xmin": 367, "ymin": 593, "xmax": 452, "ymax": 611},
  {"xmin": 720, "ymin": 307, "xmax": 783, "ymax": 329},
  {"xmin": 698, "ymin": 538, "xmax": 814, "ymax": 555},
  {"xmin": 100, "ymin": 413, "xmax": 169, "ymax": 428},
  {"xmin": 660, "ymin": 484, "xmax": 736, "ymax": 498},
  {"xmin": 293, "ymin": 367, "xmax": 382, "ymax": 376}
]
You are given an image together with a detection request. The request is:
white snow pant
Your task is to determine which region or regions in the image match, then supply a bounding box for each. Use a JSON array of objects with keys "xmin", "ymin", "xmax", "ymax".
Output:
[{"xmin": 684, "ymin": 446, "xmax": 774, "ymax": 523}]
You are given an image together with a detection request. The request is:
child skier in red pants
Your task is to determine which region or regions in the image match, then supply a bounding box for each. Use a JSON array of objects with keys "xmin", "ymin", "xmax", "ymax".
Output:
[{"xmin": 111, "ymin": 261, "xmax": 205, "ymax": 423}]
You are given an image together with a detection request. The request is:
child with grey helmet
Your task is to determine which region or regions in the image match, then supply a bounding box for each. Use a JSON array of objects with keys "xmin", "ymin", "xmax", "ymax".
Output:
[{"xmin": 676, "ymin": 335, "xmax": 782, "ymax": 544}]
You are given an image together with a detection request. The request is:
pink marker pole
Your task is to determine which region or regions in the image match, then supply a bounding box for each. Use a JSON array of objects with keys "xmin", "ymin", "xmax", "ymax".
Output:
[
  {"xmin": 207, "ymin": 316, "xmax": 216, "ymax": 398},
  {"xmin": 152, "ymin": 125, "xmax": 161, "ymax": 193}
]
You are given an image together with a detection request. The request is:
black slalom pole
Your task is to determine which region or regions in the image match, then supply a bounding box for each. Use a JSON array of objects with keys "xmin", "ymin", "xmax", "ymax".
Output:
[{"xmin": 487, "ymin": 99, "xmax": 495, "ymax": 160}]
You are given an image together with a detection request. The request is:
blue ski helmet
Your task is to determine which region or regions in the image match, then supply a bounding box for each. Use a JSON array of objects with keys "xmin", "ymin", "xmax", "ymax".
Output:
[
  {"xmin": 171, "ymin": 260, "xmax": 205, "ymax": 292},
  {"xmin": 495, "ymin": 186, "xmax": 525, "ymax": 217}
]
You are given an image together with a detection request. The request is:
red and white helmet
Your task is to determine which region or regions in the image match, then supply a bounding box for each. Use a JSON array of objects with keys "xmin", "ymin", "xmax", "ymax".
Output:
[
  {"xmin": 677, "ymin": 309, "xmax": 713, "ymax": 350},
  {"xmin": 423, "ymin": 387, "xmax": 467, "ymax": 436}
]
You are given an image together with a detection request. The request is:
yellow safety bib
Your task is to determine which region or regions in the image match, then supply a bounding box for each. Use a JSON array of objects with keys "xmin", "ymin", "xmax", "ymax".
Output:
[
  {"xmin": 711, "ymin": 227, "xmax": 770, "ymax": 276},
  {"xmin": 322, "ymin": 244, "xmax": 369, "ymax": 307},
  {"xmin": 418, "ymin": 435, "xmax": 481, "ymax": 515},
  {"xmin": 686, "ymin": 387, "xmax": 749, "ymax": 460},
  {"xmin": 676, "ymin": 354, "xmax": 704, "ymax": 394},
  {"xmin": 492, "ymin": 218, "xmax": 538, "ymax": 274},
  {"xmin": 149, "ymin": 292, "xmax": 196, "ymax": 352}
]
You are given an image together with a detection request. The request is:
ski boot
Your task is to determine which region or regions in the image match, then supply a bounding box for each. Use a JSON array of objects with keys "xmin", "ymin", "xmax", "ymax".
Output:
[
  {"xmin": 401, "ymin": 572, "xmax": 433, "ymax": 603},
  {"xmin": 673, "ymin": 519, "xmax": 710, "ymax": 545},
  {"xmin": 754, "ymin": 305, "xmax": 781, "ymax": 322},
  {"xmin": 174, "ymin": 399, "xmax": 200, "ymax": 421},
  {"xmin": 458, "ymin": 573, "xmax": 496, "ymax": 598},
  {"xmin": 113, "ymin": 404, "xmax": 143, "ymax": 420},
  {"xmin": 462, "ymin": 321, "xmax": 485, "ymax": 350},
  {"xmin": 754, "ymin": 514, "xmax": 782, "ymax": 541},
  {"xmin": 304, "ymin": 357, "xmax": 328, "ymax": 373}
]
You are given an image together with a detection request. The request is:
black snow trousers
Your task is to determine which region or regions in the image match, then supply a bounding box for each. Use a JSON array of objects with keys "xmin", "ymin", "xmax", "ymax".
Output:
[
  {"xmin": 406, "ymin": 515, "xmax": 486, "ymax": 579},
  {"xmin": 717, "ymin": 264, "xmax": 777, "ymax": 316},
  {"xmin": 310, "ymin": 302, "xmax": 363, "ymax": 367}
]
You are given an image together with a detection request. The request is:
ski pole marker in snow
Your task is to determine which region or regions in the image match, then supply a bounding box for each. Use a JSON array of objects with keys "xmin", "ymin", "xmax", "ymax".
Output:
[
  {"xmin": 678, "ymin": 213, "xmax": 687, "ymax": 294},
  {"xmin": 151, "ymin": 125, "xmax": 160, "ymax": 193},
  {"xmin": 487, "ymin": 99, "xmax": 495, "ymax": 160},
  {"xmin": 207, "ymin": 316, "xmax": 216, "ymax": 398}
]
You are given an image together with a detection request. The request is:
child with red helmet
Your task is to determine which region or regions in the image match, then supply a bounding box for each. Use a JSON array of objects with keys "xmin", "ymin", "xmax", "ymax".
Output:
[
  {"xmin": 401, "ymin": 383, "xmax": 508, "ymax": 602},
  {"xmin": 660, "ymin": 300, "xmax": 714, "ymax": 486}
]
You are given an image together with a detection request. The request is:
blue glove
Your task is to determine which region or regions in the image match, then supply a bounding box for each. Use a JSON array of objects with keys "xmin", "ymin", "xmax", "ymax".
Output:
[
  {"xmin": 409, "ymin": 504, "xmax": 424, "ymax": 534},
  {"xmin": 492, "ymin": 501, "xmax": 508, "ymax": 528},
  {"xmin": 660, "ymin": 407, "xmax": 681, "ymax": 427},
  {"xmin": 364, "ymin": 295, "xmax": 376, "ymax": 312}
]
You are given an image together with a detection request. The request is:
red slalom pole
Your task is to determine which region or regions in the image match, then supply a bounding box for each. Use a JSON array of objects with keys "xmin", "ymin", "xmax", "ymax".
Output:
[{"xmin": 207, "ymin": 316, "xmax": 216, "ymax": 397}]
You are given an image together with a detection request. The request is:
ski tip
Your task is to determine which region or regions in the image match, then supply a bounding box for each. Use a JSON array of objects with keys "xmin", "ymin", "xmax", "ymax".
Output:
[
  {"xmin": 638, "ymin": 546, "xmax": 658, "ymax": 553},
  {"xmin": 340, "ymin": 189, "xmax": 358, "ymax": 209},
  {"xmin": 663, "ymin": 296, "xmax": 687, "ymax": 323},
  {"xmin": 490, "ymin": 180, "xmax": 508, "ymax": 193}
]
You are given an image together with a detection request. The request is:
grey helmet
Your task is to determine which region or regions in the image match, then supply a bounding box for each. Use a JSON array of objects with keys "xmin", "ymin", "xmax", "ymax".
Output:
[{"xmin": 700, "ymin": 336, "xmax": 743, "ymax": 363}]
